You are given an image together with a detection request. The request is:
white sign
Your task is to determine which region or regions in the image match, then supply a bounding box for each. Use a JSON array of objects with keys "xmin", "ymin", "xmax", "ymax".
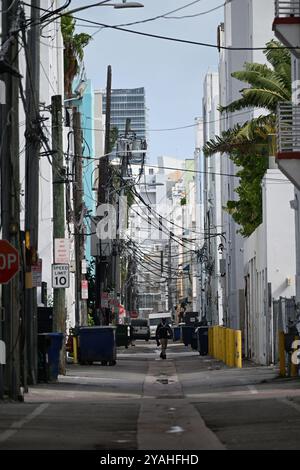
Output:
[
  {"xmin": 81, "ymin": 280, "xmax": 88, "ymax": 300},
  {"xmin": 32, "ymin": 259, "xmax": 42, "ymax": 288},
  {"xmin": 82, "ymin": 259, "xmax": 87, "ymax": 274},
  {"xmin": 52, "ymin": 264, "xmax": 70, "ymax": 289},
  {"xmin": 54, "ymin": 239, "xmax": 70, "ymax": 264}
]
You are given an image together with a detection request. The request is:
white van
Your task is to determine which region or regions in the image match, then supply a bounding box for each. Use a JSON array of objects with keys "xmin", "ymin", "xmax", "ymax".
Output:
[{"xmin": 148, "ymin": 312, "xmax": 172, "ymax": 339}]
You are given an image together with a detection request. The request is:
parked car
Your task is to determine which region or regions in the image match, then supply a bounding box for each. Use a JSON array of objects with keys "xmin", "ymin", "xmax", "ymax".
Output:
[{"xmin": 131, "ymin": 319, "xmax": 150, "ymax": 341}]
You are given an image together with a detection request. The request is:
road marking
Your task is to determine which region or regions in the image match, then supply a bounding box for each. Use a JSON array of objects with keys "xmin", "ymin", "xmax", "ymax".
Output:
[
  {"xmin": 166, "ymin": 426, "xmax": 184, "ymax": 434},
  {"xmin": 0, "ymin": 403, "xmax": 49, "ymax": 443},
  {"xmin": 280, "ymin": 398, "xmax": 300, "ymax": 414},
  {"xmin": 247, "ymin": 385, "xmax": 258, "ymax": 395},
  {"xmin": 62, "ymin": 376, "xmax": 122, "ymax": 382}
]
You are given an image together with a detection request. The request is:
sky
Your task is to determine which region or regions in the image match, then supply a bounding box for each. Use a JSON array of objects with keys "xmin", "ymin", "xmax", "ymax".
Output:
[{"xmin": 70, "ymin": 0, "xmax": 224, "ymax": 163}]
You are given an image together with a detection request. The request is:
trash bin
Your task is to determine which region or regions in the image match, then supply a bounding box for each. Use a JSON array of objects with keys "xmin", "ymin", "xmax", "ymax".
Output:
[
  {"xmin": 38, "ymin": 333, "xmax": 63, "ymax": 383},
  {"xmin": 196, "ymin": 326, "xmax": 209, "ymax": 355},
  {"xmin": 116, "ymin": 324, "xmax": 131, "ymax": 348},
  {"xmin": 172, "ymin": 326, "xmax": 181, "ymax": 342},
  {"xmin": 79, "ymin": 326, "xmax": 117, "ymax": 366},
  {"xmin": 181, "ymin": 325, "xmax": 194, "ymax": 346},
  {"xmin": 191, "ymin": 329, "xmax": 198, "ymax": 350}
]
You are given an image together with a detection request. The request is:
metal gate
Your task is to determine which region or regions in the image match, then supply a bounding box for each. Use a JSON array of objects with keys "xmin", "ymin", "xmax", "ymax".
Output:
[{"xmin": 273, "ymin": 297, "xmax": 296, "ymax": 363}]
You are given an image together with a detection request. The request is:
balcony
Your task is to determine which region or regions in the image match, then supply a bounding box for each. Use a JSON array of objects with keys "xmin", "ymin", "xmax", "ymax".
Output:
[
  {"xmin": 273, "ymin": 1, "xmax": 300, "ymax": 56},
  {"xmin": 276, "ymin": 102, "xmax": 300, "ymax": 188},
  {"xmin": 275, "ymin": 0, "xmax": 300, "ymax": 17},
  {"xmin": 277, "ymin": 103, "xmax": 300, "ymax": 158}
]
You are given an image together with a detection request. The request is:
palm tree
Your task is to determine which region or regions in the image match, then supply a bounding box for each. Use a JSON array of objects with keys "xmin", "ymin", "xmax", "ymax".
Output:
[
  {"xmin": 61, "ymin": 15, "xmax": 92, "ymax": 98},
  {"xmin": 203, "ymin": 40, "xmax": 291, "ymax": 237}
]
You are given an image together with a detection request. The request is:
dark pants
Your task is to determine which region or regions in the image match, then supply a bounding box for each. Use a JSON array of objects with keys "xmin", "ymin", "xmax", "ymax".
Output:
[{"xmin": 160, "ymin": 338, "xmax": 168, "ymax": 357}]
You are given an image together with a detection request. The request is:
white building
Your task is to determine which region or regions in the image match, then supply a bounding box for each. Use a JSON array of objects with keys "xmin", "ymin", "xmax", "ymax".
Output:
[
  {"xmin": 128, "ymin": 158, "xmax": 196, "ymax": 319},
  {"xmin": 244, "ymin": 171, "xmax": 296, "ymax": 365},
  {"xmin": 202, "ymin": 72, "xmax": 223, "ymax": 325},
  {"xmin": 218, "ymin": 0, "xmax": 275, "ymax": 329}
]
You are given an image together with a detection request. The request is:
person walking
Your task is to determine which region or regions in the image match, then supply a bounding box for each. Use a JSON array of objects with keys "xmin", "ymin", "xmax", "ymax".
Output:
[{"xmin": 156, "ymin": 318, "xmax": 173, "ymax": 359}]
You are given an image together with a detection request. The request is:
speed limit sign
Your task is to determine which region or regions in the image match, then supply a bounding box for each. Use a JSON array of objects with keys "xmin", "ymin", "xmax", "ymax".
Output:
[{"xmin": 52, "ymin": 264, "xmax": 70, "ymax": 289}]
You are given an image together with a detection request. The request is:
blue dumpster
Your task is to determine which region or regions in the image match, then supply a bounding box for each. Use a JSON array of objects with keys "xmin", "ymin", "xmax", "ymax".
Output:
[
  {"xmin": 196, "ymin": 327, "xmax": 209, "ymax": 355},
  {"xmin": 181, "ymin": 326, "xmax": 194, "ymax": 346},
  {"xmin": 38, "ymin": 333, "xmax": 63, "ymax": 383},
  {"xmin": 173, "ymin": 326, "xmax": 181, "ymax": 342},
  {"xmin": 79, "ymin": 326, "xmax": 117, "ymax": 366}
]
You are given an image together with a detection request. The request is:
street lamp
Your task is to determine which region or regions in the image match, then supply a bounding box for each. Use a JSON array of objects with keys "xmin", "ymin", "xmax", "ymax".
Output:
[{"xmin": 61, "ymin": 0, "xmax": 144, "ymax": 17}]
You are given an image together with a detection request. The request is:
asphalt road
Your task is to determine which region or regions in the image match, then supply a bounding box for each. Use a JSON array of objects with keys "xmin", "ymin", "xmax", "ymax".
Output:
[{"xmin": 1, "ymin": 341, "xmax": 300, "ymax": 450}]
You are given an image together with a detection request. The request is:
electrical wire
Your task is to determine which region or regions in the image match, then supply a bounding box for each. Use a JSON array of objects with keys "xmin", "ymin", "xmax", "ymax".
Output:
[{"xmin": 59, "ymin": 14, "xmax": 300, "ymax": 52}]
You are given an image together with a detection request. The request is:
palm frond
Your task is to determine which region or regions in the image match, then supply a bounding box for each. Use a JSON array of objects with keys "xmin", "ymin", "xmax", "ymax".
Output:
[
  {"xmin": 231, "ymin": 71, "xmax": 290, "ymax": 101},
  {"xmin": 264, "ymin": 39, "xmax": 291, "ymax": 70}
]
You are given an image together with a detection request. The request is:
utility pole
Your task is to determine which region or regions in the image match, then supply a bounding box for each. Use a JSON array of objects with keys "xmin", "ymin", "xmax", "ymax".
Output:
[
  {"xmin": 114, "ymin": 118, "xmax": 130, "ymax": 324},
  {"xmin": 0, "ymin": 0, "xmax": 21, "ymax": 400},
  {"xmin": 24, "ymin": 0, "xmax": 40, "ymax": 386},
  {"xmin": 96, "ymin": 65, "xmax": 112, "ymax": 323},
  {"xmin": 168, "ymin": 234, "xmax": 172, "ymax": 314},
  {"xmin": 73, "ymin": 110, "xmax": 87, "ymax": 327},
  {"xmin": 51, "ymin": 95, "xmax": 66, "ymax": 364}
]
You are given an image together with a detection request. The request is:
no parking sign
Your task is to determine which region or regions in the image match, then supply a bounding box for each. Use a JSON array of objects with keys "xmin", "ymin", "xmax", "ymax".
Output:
[{"xmin": 52, "ymin": 264, "xmax": 70, "ymax": 289}]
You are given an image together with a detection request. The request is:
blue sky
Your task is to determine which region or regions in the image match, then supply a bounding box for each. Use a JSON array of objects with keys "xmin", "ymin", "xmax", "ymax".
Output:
[{"xmin": 71, "ymin": 0, "xmax": 224, "ymax": 162}]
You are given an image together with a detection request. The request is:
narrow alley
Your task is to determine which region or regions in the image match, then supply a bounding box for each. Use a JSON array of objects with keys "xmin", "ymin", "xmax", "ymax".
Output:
[{"xmin": 1, "ymin": 341, "xmax": 300, "ymax": 451}]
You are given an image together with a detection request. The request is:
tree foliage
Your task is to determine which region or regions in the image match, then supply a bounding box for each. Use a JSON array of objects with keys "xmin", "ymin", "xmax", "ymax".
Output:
[
  {"xmin": 203, "ymin": 40, "xmax": 291, "ymax": 237},
  {"xmin": 61, "ymin": 14, "xmax": 92, "ymax": 97}
]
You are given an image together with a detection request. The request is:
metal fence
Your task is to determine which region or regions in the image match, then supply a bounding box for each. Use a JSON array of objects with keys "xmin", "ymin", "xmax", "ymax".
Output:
[
  {"xmin": 277, "ymin": 103, "xmax": 300, "ymax": 154},
  {"xmin": 273, "ymin": 296, "xmax": 296, "ymax": 362},
  {"xmin": 275, "ymin": 0, "xmax": 300, "ymax": 17}
]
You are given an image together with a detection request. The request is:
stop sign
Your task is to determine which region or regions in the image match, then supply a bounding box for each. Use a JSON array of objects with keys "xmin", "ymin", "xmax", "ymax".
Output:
[{"xmin": 0, "ymin": 240, "xmax": 19, "ymax": 284}]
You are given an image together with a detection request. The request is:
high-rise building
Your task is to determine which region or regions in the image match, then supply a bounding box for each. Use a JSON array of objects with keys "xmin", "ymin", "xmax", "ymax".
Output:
[{"xmin": 102, "ymin": 87, "xmax": 147, "ymax": 139}]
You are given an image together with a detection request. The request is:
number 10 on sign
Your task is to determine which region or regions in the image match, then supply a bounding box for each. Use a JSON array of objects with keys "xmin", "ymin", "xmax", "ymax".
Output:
[{"xmin": 52, "ymin": 264, "xmax": 70, "ymax": 289}]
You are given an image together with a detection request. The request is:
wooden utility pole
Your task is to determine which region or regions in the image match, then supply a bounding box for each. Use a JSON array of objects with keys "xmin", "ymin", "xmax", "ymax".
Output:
[
  {"xmin": 73, "ymin": 110, "xmax": 87, "ymax": 327},
  {"xmin": 168, "ymin": 235, "xmax": 172, "ymax": 313},
  {"xmin": 51, "ymin": 95, "xmax": 66, "ymax": 340},
  {"xmin": 24, "ymin": 0, "xmax": 40, "ymax": 386},
  {"xmin": 0, "ymin": 0, "xmax": 21, "ymax": 400},
  {"xmin": 96, "ymin": 66, "xmax": 112, "ymax": 322}
]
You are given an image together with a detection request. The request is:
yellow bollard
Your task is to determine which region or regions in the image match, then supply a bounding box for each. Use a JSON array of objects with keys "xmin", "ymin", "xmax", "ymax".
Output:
[
  {"xmin": 73, "ymin": 336, "xmax": 78, "ymax": 364},
  {"xmin": 225, "ymin": 328, "xmax": 230, "ymax": 366},
  {"xmin": 219, "ymin": 327, "xmax": 222, "ymax": 361},
  {"xmin": 219, "ymin": 327, "xmax": 223, "ymax": 362},
  {"xmin": 220, "ymin": 327, "xmax": 224, "ymax": 363},
  {"xmin": 216, "ymin": 327, "xmax": 220, "ymax": 360},
  {"xmin": 279, "ymin": 331, "xmax": 286, "ymax": 377},
  {"xmin": 223, "ymin": 328, "xmax": 227, "ymax": 363},
  {"xmin": 235, "ymin": 330, "xmax": 242, "ymax": 368},
  {"xmin": 291, "ymin": 336, "xmax": 299, "ymax": 377},
  {"xmin": 228, "ymin": 329, "xmax": 235, "ymax": 367},
  {"xmin": 213, "ymin": 327, "xmax": 216, "ymax": 359}
]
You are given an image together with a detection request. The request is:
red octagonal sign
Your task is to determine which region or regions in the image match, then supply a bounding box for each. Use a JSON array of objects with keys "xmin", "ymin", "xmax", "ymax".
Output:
[{"xmin": 0, "ymin": 240, "xmax": 20, "ymax": 284}]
